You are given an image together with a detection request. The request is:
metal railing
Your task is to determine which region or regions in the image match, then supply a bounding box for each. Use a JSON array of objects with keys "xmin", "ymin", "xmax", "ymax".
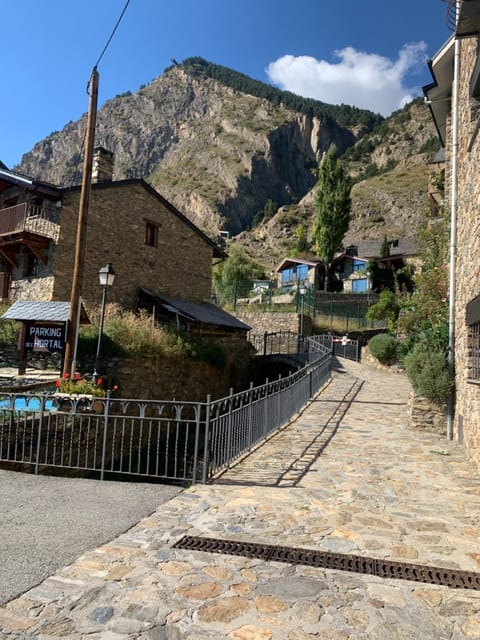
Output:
[
  {"xmin": 249, "ymin": 330, "xmax": 300, "ymax": 356},
  {"xmin": 248, "ymin": 331, "xmax": 360, "ymax": 363},
  {"xmin": 314, "ymin": 333, "xmax": 360, "ymax": 362},
  {"xmin": 0, "ymin": 203, "xmax": 59, "ymax": 239},
  {"xmin": 0, "ymin": 338, "xmax": 332, "ymax": 484}
]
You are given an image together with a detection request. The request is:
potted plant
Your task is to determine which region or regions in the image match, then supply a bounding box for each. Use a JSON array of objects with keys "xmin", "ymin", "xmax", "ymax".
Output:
[{"xmin": 53, "ymin": 373, "xmax": 106, "ymax": 412}]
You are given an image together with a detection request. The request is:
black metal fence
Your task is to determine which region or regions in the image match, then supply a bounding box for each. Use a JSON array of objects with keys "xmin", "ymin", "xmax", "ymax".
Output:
[
  {"xmin": 0, "ymin": 337, "xmax": 333, "ymax": 484},
  {"xmin": 248, "ymin": 331, "xmax": 360, "ymax": 362}
]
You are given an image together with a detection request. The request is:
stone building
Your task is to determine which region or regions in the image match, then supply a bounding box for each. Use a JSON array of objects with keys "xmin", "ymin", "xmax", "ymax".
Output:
[
  {"xmin": 0, "ymin": 149, "xmax": 250, "ymax": 337},
  {"xmin": 424, "ymin": 0, "xmax": 480, "ymax": 467}
]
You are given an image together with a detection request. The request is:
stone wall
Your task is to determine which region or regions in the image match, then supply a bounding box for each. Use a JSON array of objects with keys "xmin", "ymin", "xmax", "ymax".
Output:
[
  {"xmin": 235, "ymin": 311, "xmax": 310, "ymax": 335},
  {"xmin": 450, "ymin": 35, "xmax": 480, "ymax": 467},
  {"xmin": 114, "ymin": 356, "xmax": 233, "ymax": 401},
  {"xmin": 11, "ymin": 275, "xmax": 55, "ymax": 301},
  {"xmin": 408, "ymin": 394, "xmax": 447, "ymax": 436}
]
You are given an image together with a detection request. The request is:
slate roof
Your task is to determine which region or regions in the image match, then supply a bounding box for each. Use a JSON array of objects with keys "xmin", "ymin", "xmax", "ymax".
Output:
[
  {"xmin": 1, "ymin": 301, "xmax": 90, "ymax": 324},
  {"xmin": 139, "ymin": 289, "xmax": 251, "ymax": 331},
  {"xmin": 346, "ymin": 239, "xmax": 418, "ymax": 258}
]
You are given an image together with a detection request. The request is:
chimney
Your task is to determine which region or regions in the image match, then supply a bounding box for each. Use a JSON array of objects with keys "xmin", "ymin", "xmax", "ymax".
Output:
[{"xmin": 92, "ymin": 147, "xmax": 114, "ymax": 183}]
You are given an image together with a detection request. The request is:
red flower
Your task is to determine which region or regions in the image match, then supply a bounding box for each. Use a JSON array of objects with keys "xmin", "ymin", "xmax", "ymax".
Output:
[
  {"xmin": 74, "ymin": 372, "xmax": 82, "ymax": 380},
  {"xmin": 55, "ymin": 380, "xmax": 61, "ymax": 388},
  {"xmin": 63, "ymin": 373, "xmax": 70, "ymax": 379},
  {"xmin": 97, "ymin": 378, "xmax": 103, "ymax": 386},
  {"xmin": 113, "ymin": 385, "xmax": 119, "ymax": 391}
]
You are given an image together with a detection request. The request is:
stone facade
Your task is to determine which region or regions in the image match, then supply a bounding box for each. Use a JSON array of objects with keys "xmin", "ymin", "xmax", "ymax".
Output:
[
  {"xmin": 426, "ymin": 21, "xmax": 480, "ymax": 468},
  {"xmin": 452, "ymin": 34, "xmax": 480, "ymax": 465},
  {"xmin": 53, "ymin": 181, "xmax": 216, "ymax": 310},
  {"xmin": 0, "ymin": 172, "xmax": 220, "ymax": 311},
  {"xmin": 235, "ymin": 311, "xmax": 309, "ymax": 335}
]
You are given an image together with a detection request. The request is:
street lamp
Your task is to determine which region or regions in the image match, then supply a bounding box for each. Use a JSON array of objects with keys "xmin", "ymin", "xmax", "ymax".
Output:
[{"xmin": 93, "ymin": 263, "xmax": 115, "ymax": 383}]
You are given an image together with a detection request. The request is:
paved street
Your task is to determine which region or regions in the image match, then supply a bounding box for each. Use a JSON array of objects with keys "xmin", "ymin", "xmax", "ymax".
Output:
[
  {"xmin": 0, "ymin": 472, "xmax": 180, "ymax": 606},
  {"xmin": 1, "ymin": 359, "xmax": 480, "ymax": 638}
]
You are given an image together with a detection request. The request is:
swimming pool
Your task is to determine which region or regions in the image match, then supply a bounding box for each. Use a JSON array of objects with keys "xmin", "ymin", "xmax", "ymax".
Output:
[{"xmin": 0, "ymin": 396, "xmax": 56, "ymax": 412}]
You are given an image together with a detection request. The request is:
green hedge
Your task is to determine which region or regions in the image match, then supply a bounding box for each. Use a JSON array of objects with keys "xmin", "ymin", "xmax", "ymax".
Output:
[{"xmin": 368, "ymin": 333, "xmax": 397, "ymax": 364}]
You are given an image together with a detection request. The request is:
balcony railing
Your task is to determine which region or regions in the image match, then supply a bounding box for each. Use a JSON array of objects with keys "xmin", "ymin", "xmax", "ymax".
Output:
[{"xmin": 0, "ymin": 203, "xmax": 59, "ymax": 239}]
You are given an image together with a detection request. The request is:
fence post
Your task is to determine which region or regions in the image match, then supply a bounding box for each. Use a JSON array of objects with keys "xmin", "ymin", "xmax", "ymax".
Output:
[
  {"xmin": 202, "ymin": 395, "xmax": 211, "ymax": 483},
  {"xmin": 263, "ymin": 331, "xmax": 268, "ymax": 356},
  {"xmin": 247, "ymin": 382, "xmax": 254, "ymax": 450},
  {"xmin": 226, "ymin": 388, "xmax": 234, "ymax": 468},
  {"xmin": 100, "ymin": 396, "xmax": 111, "ymax": 481},
  {"xmin": 191, "ymin": 401, "xmax": 202, "ymax": 484},
  {"xmin": 34, "ymin": 400, "xmax": 46, "ymax": 475}
]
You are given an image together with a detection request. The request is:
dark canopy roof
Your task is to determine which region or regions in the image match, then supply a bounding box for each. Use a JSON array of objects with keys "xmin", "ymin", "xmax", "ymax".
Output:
[{"xmin": 139, "ymin": 289, "xmax": 250, "ymax": 331}]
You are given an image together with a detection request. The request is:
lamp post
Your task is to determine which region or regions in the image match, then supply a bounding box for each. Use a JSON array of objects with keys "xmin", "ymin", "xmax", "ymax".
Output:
[
  {"xmin": 299, "ymin": 284, "xmax": 307, "ymax": 337},
  {"xmin": 93, "ymin": 263, "xmax": 115, "ymax": 383}
]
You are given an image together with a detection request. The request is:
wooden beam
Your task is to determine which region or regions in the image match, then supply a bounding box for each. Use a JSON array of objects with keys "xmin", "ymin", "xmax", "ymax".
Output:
[
  {"xmin": 0, "ymin": 248, "xmax": 18, "ymax": 268},
  {"xmin": 24, "ymin": 242, "xmax": 47, "ymax": 265}
]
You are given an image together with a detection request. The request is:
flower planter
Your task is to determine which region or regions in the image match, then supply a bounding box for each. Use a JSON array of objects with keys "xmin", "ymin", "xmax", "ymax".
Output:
[{"xmin": 53, "ymin": 393, "xmax": 104, "ymax": 413}]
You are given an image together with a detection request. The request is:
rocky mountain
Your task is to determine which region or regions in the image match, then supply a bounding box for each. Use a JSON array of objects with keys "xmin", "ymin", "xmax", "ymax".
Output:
[
  {"xmin": 236, "ymin": 99, "xmax": 440, "ymax": 272},
  {"xmin": 15, "ymin": 58, "xmax": 440, "ymax": 271}
]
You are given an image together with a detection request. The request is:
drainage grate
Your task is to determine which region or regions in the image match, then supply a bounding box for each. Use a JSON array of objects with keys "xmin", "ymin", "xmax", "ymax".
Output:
[{"xmin": 172, "ymin": 535, "xmax": 480, "ymax": 591}]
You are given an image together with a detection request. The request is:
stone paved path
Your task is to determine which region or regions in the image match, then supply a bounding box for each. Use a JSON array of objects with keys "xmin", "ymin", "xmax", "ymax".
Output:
[{"xmin": 2, "ymin": 360, "xmax": 480, "ymax": 639}]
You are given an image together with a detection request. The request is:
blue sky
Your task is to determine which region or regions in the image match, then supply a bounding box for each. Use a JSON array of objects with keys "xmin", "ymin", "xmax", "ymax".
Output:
[{"xmin": 3, "ymin": 0, "xmax": 451, "ymax": 169}]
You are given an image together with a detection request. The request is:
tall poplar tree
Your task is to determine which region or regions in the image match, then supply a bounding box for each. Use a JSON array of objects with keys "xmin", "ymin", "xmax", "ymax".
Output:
[{"xmin": 312, "ymin": 145, "xmax": 351, "ymax": 291}]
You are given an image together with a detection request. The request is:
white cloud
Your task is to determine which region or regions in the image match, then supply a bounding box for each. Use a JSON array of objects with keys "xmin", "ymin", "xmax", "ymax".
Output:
[{"xmin": 266, "ymin": 42, "xmax": 428, "ymax": 116}]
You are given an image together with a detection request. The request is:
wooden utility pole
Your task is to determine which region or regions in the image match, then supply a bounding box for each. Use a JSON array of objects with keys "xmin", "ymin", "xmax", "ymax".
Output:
[{"xmin": 63, "ymin": 67, "xmax": 99, "ymax": 376}]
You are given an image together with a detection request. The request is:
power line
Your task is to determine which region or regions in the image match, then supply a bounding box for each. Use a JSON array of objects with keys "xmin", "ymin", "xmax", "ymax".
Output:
[
  {"xmin": 68, "ymin": 0, "xmax": 131, "ymax": 185},
  {"xmin": 93, "ymin": 0, "xmax": 131, "ymax": 70}
]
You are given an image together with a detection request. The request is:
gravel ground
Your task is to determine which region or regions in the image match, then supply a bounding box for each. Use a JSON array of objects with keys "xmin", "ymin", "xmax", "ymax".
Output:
[{"xmin": 0, "ymin": 469, "xmax": 181, "ymax": 604}]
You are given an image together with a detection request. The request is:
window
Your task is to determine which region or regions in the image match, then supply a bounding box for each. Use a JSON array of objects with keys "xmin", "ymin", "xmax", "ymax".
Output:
[
  {"xmin": 466, "ymin": 294, "xmax": 480, "ymax": 381},
  {"xmin": 352, "ymin": 278, "xmax": 368, "ymax": 292},
  {"xmin": 352, "ymin": 259, "xmax": 365, "ymax": 272},
  {"xmin": 297, "ymin": 265, "xmax": 308, "ymax": 280},
  {"xmin": 145, "ymin": 221, "xmax": 159, "ymax": 247},
  {"xmin": 470, "ymin": 322, "xmax": 480, "ymax": 381},
  {"xmin": 24, "ymin": 253, "xmax": 39, "ymax": 277}
]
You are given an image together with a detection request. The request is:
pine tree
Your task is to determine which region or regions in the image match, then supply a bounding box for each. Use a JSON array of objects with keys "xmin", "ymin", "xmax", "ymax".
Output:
[
  {"xmin": 380, "ymin": 234, "xmax": 390, "ymax": 258},
  {"xmin": 312, "ymin": 145, "xmax": 351, "ymax": 291}
]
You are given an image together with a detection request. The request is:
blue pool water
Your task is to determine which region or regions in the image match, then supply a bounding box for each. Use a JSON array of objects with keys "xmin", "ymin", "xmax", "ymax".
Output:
[{"xmin": 0, "ymin": 397, "xmax": 56, "ymax": 412}]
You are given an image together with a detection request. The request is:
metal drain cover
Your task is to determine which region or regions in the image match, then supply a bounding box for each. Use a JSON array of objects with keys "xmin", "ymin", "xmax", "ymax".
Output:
[{"xmin": 173, "ymin": 535, "xmax": 480, "ymax": 591}]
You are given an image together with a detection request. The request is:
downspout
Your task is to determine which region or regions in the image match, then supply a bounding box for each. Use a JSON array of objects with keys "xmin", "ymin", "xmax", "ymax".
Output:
[{"xmin": 447, "ymin": 4, "xmax": 460, "ymax": 440}]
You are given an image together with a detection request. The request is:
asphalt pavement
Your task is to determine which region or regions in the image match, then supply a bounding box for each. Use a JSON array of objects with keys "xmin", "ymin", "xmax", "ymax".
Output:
[{"xmin": 0, "ymin": 470, "xmax": 180, "ymax": 604}]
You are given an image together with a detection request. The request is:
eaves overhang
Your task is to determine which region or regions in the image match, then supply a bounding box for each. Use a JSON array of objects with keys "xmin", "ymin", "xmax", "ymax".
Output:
[{"xmin": 423, "ymin": 36, "xmax": 455, "ymax": 147}]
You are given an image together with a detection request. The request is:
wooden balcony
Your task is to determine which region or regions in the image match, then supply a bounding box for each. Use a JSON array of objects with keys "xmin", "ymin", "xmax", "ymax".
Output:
[
  {"xmin": 0, "ymin": 203, "xmax": 59, "ymax": 268},
  {"xmin": 0, "ymin": 203, "xmax": 59, "ymax": 238}
]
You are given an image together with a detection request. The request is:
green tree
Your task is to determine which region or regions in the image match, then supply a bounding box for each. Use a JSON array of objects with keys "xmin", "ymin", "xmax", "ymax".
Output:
[
  {"xmin": 295, "ymin": 224, "xmax": 310, "ymax": 253},
  {"xmin": 367, "ymin": 289, "xmax": 400, "ymax": 334},
  {"xmin": 213, "ymin": 244, "xmax": 264, "ymax": 305},
  {"xmin": 312, "ymin": 145, "xmax": 351, "ymax": 291},
  {"xmin": 380, "ymin": 235, "xmax": 390, "ymax": 258}
]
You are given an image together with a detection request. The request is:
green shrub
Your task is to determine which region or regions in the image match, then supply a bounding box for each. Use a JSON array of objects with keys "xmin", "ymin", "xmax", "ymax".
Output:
[
  {"xmin": 404, "ymin": 343, "xmax": 451, "ymax": 404},
  {"xmin": 0, "ymin": 302, "xmax": 19, "ymax": 346},
  {"xmin": 368, "ymin": 333, "xmax": 397, "ymax": 364}
]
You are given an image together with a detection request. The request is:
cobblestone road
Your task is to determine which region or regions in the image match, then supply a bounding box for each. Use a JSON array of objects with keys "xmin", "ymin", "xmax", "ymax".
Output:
[{"xmin": 1, "ymin": 359, "xmax": 480, "ymax": 639}]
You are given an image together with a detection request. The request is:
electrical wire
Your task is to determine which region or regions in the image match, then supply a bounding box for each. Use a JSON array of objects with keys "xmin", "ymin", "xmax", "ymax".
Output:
[
  {"xmin": 69, "ymin": 0, "xmax": 131, "ymax": 184},
  {"xmin": 93, "ymin": 0, "xmax": 131, "ymax": 70}
]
